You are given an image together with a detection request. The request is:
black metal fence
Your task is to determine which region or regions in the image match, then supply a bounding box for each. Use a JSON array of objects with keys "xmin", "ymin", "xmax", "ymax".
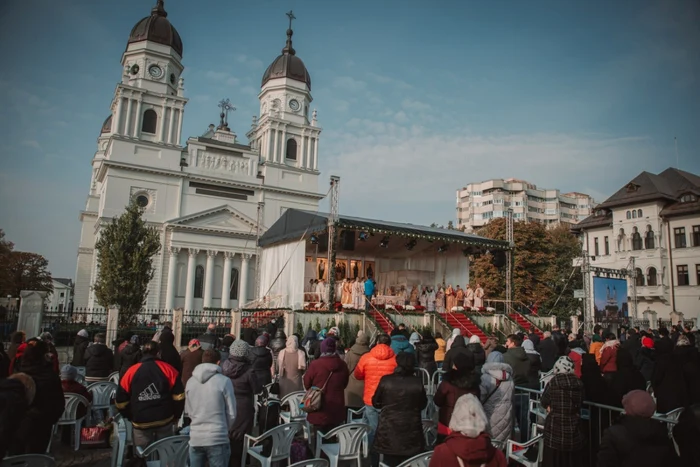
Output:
[
  {"xmin": 40, "ymin": 307, "xmax": 108, "ymax": 347},
  {"xmin": 116, "ymin": 309, "xmax": 171, "ymax": 346},
  {"xmin": 0, "ymin": 307, "xmax": 18, "ymax": 342},
  {"xmin": 181, "ymin": 309, "xmax": 232, "ymax": 347}
]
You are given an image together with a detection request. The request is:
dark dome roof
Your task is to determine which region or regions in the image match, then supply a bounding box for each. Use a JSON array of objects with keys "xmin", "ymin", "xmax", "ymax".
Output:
[
  {"xmin": 127, "ymin": 1, "xmax": 183, "ymax": 57},
  {"xmin": 101, "ymin": 115, "xmax": 113, "ymax": 134},
  {"xmin": 261, "ymin": 29, "xmax": 311, "ymax": 90}
]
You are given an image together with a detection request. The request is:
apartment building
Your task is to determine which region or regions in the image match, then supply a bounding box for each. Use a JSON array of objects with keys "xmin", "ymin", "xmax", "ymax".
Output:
[{"xmin": 456, "ymin": 178, "xmax": 596, "ymax": 233}]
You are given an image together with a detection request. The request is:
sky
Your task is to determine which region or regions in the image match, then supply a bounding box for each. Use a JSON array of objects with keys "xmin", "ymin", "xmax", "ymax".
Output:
[{"xmin": 0, "ymin": 0, "xmax": 699, "ymax": 278}]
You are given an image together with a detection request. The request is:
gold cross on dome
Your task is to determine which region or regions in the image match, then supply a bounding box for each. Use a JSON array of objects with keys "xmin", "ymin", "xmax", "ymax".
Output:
[{"xmin": 286, "ymin": 10, "xmax": 296, "ymax": 29}]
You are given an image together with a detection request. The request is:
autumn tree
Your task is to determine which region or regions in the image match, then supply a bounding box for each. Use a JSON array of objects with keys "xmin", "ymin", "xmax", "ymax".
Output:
[
  {"xmin": 93, "ymin": 202, "xmax": 161, "ymax": 326},
  {"xmin": 469, "ymin": 218, "xmax": 581, "ymax": 317},
  {"xmin": 1, "ymin": 251, "xmax": 54, "ymax": 297}
]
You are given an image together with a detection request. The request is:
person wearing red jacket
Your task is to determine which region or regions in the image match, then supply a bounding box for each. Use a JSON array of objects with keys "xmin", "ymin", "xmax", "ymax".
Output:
[
  {"xmin": 353, "ymin": 334, "xmax": 396, "ymax": 447},
  {"xmin": 600, "ymin": 332, "xmax": 620, "ymax": 379}
]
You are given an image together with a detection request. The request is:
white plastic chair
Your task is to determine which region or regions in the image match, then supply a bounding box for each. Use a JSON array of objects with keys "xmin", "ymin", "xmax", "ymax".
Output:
[
  {"xmin": 111, "ymin": 413, "xmax": 133, "ymax": 467},
  {"xmin": 346, "ymin": 406, "xmax": 365, "ymax": 424},
  {"xmin": 88, "ymin": 381, "xmax": 117, "ymax": 410},
  {"xmin": 379, "ymin": 451, "xmax": 433, "ymax": 467},
  {"xmin": 506, "ymin": 434, "xmax": 544, "ymax": 467},
  {"xmin": 539, "ymin": 370, "xmax": 554, "ymax": 390},
  {"xmin": 243, "ymin": 422, "xmax": 304, "ymax": 467},
  {"xmin": 422, "ymin": 420, "xmax": 437, "ymax": 448},
  {"xmin": 135, "ymin": 435, "xmax": 189, "ymax": 466},
  {"xmin": 108, "ymin": 371, "xmax": 120, "ymax": 384},
  {"xmin": 279, "ymin": 391, "xmax": 310, "ymax": 438},
  {"xmin": 0, "ymin": 455, "xmax": 56, "ymax": 467},
  {"xmin": 315, "ymin": 423, "xmax": 370, "ymax": 467},
  {"xmin": 528, "ymin": 398, "xmax": 547, "ymax": 422},
  {"xmin": 75, "ymin": 372, "xmax": 87, "ymax": 387},
  {"xmin": 288, "ymin": 460, "xmax": 329, "ymax": 467},
  {"xmin": 55, "ymin": 393, "xmax": 90, "ymax": 451}
]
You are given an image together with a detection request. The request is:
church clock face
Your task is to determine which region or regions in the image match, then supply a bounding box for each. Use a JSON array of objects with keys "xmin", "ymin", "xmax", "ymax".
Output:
[
  {"xmin": 148, "ymin": 65, "xmax": 163, "ymax": 79},
  {"xmin": 288, "ymin": 99, "xmax": 300, "ymax": 112}
]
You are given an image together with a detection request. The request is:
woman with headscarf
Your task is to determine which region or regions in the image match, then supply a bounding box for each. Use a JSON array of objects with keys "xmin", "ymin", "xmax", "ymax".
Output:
[
  {"xmin": 303, "ymin": 337, "xmax": 350, "ymax": 433},
  {"xmin": 344, "ymin": 332, "xmax": 370, "ymax": 410},
  {"xmin": 415, "ymin": 330, "xmax": 439, "ymax": 376},
  {"xmin": 597, "ymin": 390, "xmax": 679, "ymax": 467},
  {"xmin": 443, "ymin": 335, "xmax": 471, "ymax": 373},
  {"xmin": 479, "ymin": 351, "xmax": 514, "ymax": 449},
  {"xmin": 446, "ymin": 328, "xmax": 461, "ymax": 352},
  {"xmin": 435, "ymin": 351, "xmax": 481, "ymax": 443},
  {"xmin": 467, "ymin": 335, "xmax": 486, "ymax": 372},
  {"xmin": 71, "ymin": 329, "xmax": 90, "ymax": 367},
  {"xmin": 372, "ymin": 352, "xmax": 427, "ymax": 466},
  {"xmin": 250, "ymin": 334, "xmax": 274, "ymax": 388},
  {"xmin": 540, "ymin": 356, "xmax": 584, "ymax": 467},
  {"xmin": 522, "ymin": 339, "xmax": 542, "ymax": 389},
  {"xmin": 409, "ymin": 331, "xmax": 421, "ymax": 348},
  {"xmin": 223, "ymin": 339, "xmax": 260, "ymax": 467},
  {"xmin": 277, "ymin": 335, "xmax": 306, "ymax": 398},
  {"xmin": 429, "ymin": 394, "xmax": 507, "ymax": 467}
]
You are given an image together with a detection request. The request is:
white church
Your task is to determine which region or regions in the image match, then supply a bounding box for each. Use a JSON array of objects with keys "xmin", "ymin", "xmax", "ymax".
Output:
[{"xmin": 74, "ymin": 0, "xmax": 324, "ymax": 311}]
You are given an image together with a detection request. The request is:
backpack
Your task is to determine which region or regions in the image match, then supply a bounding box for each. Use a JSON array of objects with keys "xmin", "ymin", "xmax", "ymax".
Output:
[{"xmin": 301, "ymin": 371, "xmax": 333, "ymax": 413}]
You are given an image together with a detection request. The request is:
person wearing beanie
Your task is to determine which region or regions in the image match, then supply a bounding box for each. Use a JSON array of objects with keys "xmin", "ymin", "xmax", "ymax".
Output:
[
  {"xmin": 179, "ymin": 339, "xmax": 203, "ymax": 389},
  {"xmin": 429, "ymin": 394, "xmax": 507, "ymax": 467},
  {"xmin": 466, "ymin": 334, "xmax": 486, "ymax": 372},
  {"xmin": 479, "ymin": 351, "xmax": 515, "ymax": 449},
  {"xmin": 59, "ymin": 364, "xmax": 92, "ymax": 428},
  {"xmin": 344, "ymin": 332, "xmax": 370, "ymax": 410},
  {"xmin": 301, "ymin": 328, "xmax": 321, "ymax": 361},
  {"xmin": 372, "ymin": 352, "xmax": 427, "ymax": 466},
  {"xmin": 116, "ymin": 335, "xmax": 143, "ymax": 379},
  {"xmin": 40, "ymin": 332, "xmax": 60, "ymax": 374},
  {"xmin": 250, "ymin": 334, "xmax": 274, "ymax": 387},
  {"xmin": 71, "ymin": 329, "xmax": 91, "ymax": 368},
  {"xmin": 303, "ymin": 337, "xmax": 350, "ymax": 432},
  {"xmin": 435, "ymin": 350, "xmax": 481, "ymax": 442},
  {"xmin": 222, "ymin": 339, "xmax": 259, "ymax": 467},
  {"xmin": 598, "ymin": 390, "xmax": 679, "ymax": 467},
  {"xmin": 443, "ymin": 335, "xmax": 472, "ymax": 375},
  {"xmin": 635, "ymin": 336, "xmax": 656, "ymax": 382},
  {"xmin": 277, "ymin": 335, "xmax": 306, "ymax": 398}
]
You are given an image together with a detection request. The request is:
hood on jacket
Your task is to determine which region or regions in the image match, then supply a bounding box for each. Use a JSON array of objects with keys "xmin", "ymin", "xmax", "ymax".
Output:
[
  {"xmin": 223, "ymin": 356, "xmax": 251, "ymax": 379},
  {"xmin": 550, "ymin": 372, "xmax": 582, "ymax": 390},
  {"xmin": 123, "ymin": 343, "xmax": 140, "ymax": 355},
  {"xmin": 444, "ymin": 432, "xmax": 496, "ymax": 464},
  {"xmin": 449, "ymin": 393, "xmax": 488, "ymax": 437},
  {"xmin": 369, "ymin": 344, "xmax": 395, "ymax": 361},
  {"xmin": 317, "ymin": 353, "xmax": 347, "ymax": 371},
  {"xmin": 506, "ymin": 346, "xmax": 528, "ymax": 361},
  {"xmin": 451, "ymin": 335, "xmax": 466, "ymax": 349},
  {"xmin": 192, "ymin": 362, "xmax": 222, "ymax": 384},
  {"xmin": 482, "ymin": 362, "xmax": 513, "ymax": 379},
  {"xmin": 87, "ymin": 343, "xmax": 110, "ymax": 356},
  {"xmin": 349, "ymin": 342, "xmax": 370, "ymax": 356},
  {"xmin": 302, "ymin": 329, "xmax": 317, "ymax": 345},
  {"xmin": 391, "ymin": 335, "xmax": 408, "ymax": 343}
]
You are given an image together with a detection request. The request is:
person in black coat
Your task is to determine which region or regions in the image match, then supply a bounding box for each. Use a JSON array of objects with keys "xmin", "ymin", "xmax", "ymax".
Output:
[
  {"xmin": 301, "ymin": 329, "xmax": 321, "ymax": 362},
  {"xmin": 84, "ymin": 333, "xmax": 115, "ymax": 379},
  {"xmin": 443, "ymin": 335, "xmax": 472, "ymax": 372},
  {"xmin": 116, "ymin": 335, "xmax": 142, "ymax": 378},
  {"xmin": 610, "ymin": 348, "xmax": 646, "ymax": 408},
  {"xmin": 250, "ymin": 335, "xmax": 273, "ymax": 388},
  {"xmin": 672, "ymin": 403, "xmax": 700, "ymax": 466},
  {"xmin": 634, "ymin": 337, "xmax": 655, "ymax": 382},
  {"xmin": 621, "ymin": 328, "xmax": 641, "ymax": 363},
  {"xmin": 158, "ymin": 329, "xmax": 182, "ymax": 377},
  {"xmin": 539, "ymin": 332, "xmax": 558, "ymax": 372},
  {"xmin": 223, "ymin": 340, "xmax": 260, "ymax": 467},
  {"xmin": 466, "ymin": 335, "xmax": 486, "ymax": 372},
  {"xmin": 415, "ymin": 330, "xmax": 439, "ymax": 376},
  {"xmin": 71, "ymin": 330, "xmax": 90, "ymax": 367},
  {"xmin": 372, "ymin": 352, "xmax": 427, "ymax": 466},
  {"xmin": 12, "ymin": 339, "xmax": 65, "ymax": 455},
  {"xmin": 654, "ymin": 328, "xmax": 673, "ymax": 356},
  {"xmin": 597, "ymin": 390, "xmax": 679, "ymax": 467},
  {"xmin": 652, "ymin": 335, "xmax": 700, "ymax": 413}
]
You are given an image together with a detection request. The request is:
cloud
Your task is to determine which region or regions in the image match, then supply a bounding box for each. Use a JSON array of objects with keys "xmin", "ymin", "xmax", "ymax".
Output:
[
  {"xmin": 21, "ymin": 140, "xmax": 41, "ymax": 150},
  {"xmin": 401, "ymin": 98, "xmax": 432, "ymax": 112},
  {"xmin": 332, "ymin": 76, "xmax": 367, "ymax": 92},
  {"xmin": 226, "ymin": 77, "xmax": 240, "ymax": 86},
  {"xmin": 366, "ymin": 72, "xmax": 412, "ymax": 90},
  {"xmin": 235, "ymin": 54, "xmax": 264, "ymax": 70}
]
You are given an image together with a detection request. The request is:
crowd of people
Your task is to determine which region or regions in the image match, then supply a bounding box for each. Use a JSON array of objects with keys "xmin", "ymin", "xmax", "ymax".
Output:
[{"xmin": 1, "ymin": 319, "xmax": 699, "ymax": 467}]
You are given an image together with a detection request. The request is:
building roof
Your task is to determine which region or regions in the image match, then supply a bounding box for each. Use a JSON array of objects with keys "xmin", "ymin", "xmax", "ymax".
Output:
[
  {"xmin": 101, "ymin": 115, "xmax": 112, "ymax": 134},
  {"xmin": 261, "ymin": 28, "xmax": 311, "ymax": 90},
  {"xmin": 259, "ymin": 208, "xmax": 510, "ymax": 250},
  {"xmin": 53, "ymin": 278, "xmax": 73, "ymax": 287},
  {"xmin": 127, "ymin": 0, "xmax": 183, "ymax": 57}
]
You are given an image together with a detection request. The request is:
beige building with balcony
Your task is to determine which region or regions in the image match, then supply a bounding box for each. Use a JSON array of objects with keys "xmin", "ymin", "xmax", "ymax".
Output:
[
  {"xmin": 574, "ymin": 168, "xmax": 700, "ymax": 323},
  {"xmin": 456, "ymin": 178, "xmax": 595, "ymax": 233}
]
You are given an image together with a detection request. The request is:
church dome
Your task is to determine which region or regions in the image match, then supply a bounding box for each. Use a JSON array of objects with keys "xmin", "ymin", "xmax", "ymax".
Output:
[
  {"xmin": 261, "ymin": 29, "xmax": 311, "ymax": 90},
  {"xmin": 127, "ymin": 0, "xmax": 183, "ymax": 57},
  {"xmin": 101, "ymin": 115, "xmax": 112, "ymax": 134}
]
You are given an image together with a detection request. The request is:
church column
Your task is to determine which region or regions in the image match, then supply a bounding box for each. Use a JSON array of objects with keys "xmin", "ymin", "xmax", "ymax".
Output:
[
  {"xmin": 281, "ymin": 126, "xmax": 287, "ymax": 162},
  {"xmin": 300, "ymin": 131, "xmax": 306, "ymax": 168},
  {"xmin": 203, "ymin": 250, "xmax": 217, "ymax": 308},
  {"xmin": 124, "ymin": 98, "xmax": 134, "ymax": 137},
  {"xmin": 221, "ymin": 252, "xmax": 234, "ymax": 309},
  {"xmin": 159, "ymin": 100, "xmax": 168, "ymax": 142},
  {"xmin": 176, "ymin": 108, "xmax": 184, "ymax": 145},
  {"xmin": 134, "ymin": 99, "xmax": 144, "ymax": 138},
  {"xmin": 113, "ymin": 94, "xmax": 124, "ymax": 134},
  {"xmin": 313, "ymin": 136, "xmax": 319, "ymax": 170},
  {"xmin": 273, "ymin": 127, "xmax": 279, "ymax": 163},
  {"xmin": 239, "ymin": 254, "xmax": 251, "ymax": 308},
  {"xmin": 165, "ymin": 247, "xmax": 180, "ymax": 310},
  {"xmin": 184, "ymin": 249, "xmax": 199, "ymax": 311},
  {"xmin": 167, "ymin": 106, "xmax": 176, "ymax": 144}
]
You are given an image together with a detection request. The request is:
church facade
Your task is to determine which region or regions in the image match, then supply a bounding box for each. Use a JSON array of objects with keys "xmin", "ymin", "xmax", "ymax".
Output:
[{"xmin": 74, "ymin": 1, "xmax": 323, "ymax": 311}]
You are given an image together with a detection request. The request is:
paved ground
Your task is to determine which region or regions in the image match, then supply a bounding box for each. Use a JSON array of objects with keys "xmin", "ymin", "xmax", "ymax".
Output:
[{"xmin": 49, "ymin": 433, "xmax": 113, "ymax": 467}]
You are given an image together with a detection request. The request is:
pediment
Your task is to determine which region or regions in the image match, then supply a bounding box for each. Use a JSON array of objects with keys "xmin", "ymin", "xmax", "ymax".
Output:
[{"xmin": 168, "ymin": 205, "xmax": 258, "ymax": 233}]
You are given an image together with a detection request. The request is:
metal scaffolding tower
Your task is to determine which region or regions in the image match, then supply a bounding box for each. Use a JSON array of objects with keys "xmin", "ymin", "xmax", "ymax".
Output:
[
  {"xmin": 505, "ymin": 208, "xmax": 514, "ymax": 308},
  {"xmin": 581, "ymin": 249, "xmax": 593, "ymax": 333},
  {"xmin": 327, "ymin": 176, "xmax": 340, "ymax": 304},
  {"xmin": 254, "ymin": 201, "xmax": 264, "ymax": 301}
]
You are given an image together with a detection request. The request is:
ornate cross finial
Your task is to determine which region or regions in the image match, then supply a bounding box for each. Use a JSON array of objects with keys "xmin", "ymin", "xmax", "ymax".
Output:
[
  {"xmin": 217, "ymin": 98, "xmax": 236, "ymax": 129},
  {"xmin": 286, "ymin": 10, "xmax": 296, "ymax": 30}
]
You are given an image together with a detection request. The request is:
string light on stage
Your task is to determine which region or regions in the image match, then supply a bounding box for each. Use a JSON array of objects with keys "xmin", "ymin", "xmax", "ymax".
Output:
[
  {"xmin": 380, "ymin": 236, "xmax": 390, "ymax": 248},
  {"xmin": 405, "ymin": 239, "xmax": 417, "ymax": 251}
]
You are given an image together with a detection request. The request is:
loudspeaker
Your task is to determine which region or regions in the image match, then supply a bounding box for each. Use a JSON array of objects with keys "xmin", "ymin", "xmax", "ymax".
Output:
[
  {"xmin": 340, "ymin": 230, "xmax": 356, "ymax": 251},
  {"xmin": 492, "ymin": 251, "xmax": 507, "ymax": 268}
]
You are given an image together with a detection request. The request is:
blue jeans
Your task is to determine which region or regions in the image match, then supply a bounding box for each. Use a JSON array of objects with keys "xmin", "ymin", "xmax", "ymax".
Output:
[
  {"xmin": 514, "ymin": 394, "xmax": 530, "ymax": 441},
  {"xmin": 189, "ymin": 443, "xmax": 231, "ymax": 467},
  {"xmin": 365, "ymin": 295, "xmax": 373, "ymax": 311},
  {"xmin": 362, "ymin": 405, "xmax": 380, "ymax": 446}
]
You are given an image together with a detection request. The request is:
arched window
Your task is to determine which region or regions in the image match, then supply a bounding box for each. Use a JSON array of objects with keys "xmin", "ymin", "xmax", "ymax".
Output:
[
  {"xmin": 632, "ymin": 227, "xmax": 643, "ymax": 250},
  {"xmin": 229, "ymin": 268, "xmax": 240, "ymax": 300},
  {"xmin": 647, "ymin": 267, "xmax": 657, "ymax": 286},
  {"xmin": 645, "ymin": 226, "xmax": 655, "ymax": 249},
  {"xmin": 194, "ymin": 265, "xmax": 204, "ymax": 298},
  {"xmin": 618, "ymin": 228, "xmax": 626, "ymax": 251},
  {"xmin": 285, "ymin": 138, "xmax": 297, "ymax": 160},
  {"xmin": 635, "ymin": 267, "xmax": 644, "ymax": 287},
  {"xmin": 637, "ymin": 209, "xmax": 643, "ymax": 218},
  {"xmin": 626, "ymin": 211, "xmax": 631, "ymax": 219},
  {"xmin": 141, "ymin": 109, "xmax": 157, "ymax": 134},
  {"xmin": 632, "ymin": 210, "xmax": 637, "ymax": 219}
]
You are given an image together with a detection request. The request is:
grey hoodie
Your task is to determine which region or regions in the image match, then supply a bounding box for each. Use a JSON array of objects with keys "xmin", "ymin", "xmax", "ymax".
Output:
[{"xmin": 185, "ymin": 363, "xmax": 237, "ymax": 447}]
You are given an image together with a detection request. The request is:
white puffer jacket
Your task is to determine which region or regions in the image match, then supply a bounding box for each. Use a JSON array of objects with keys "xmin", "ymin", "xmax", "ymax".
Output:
[{"xmin": 479, "ymin": 362, "xmax": 515, "ymax": 448}]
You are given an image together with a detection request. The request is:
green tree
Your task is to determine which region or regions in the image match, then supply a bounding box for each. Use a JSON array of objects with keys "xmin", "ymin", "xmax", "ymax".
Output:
[
  {"xmin": 296, "ymin": 321, "xmax": 304, "ymax": 337},
  {"xmin": 93, "ymin": 202, "xmax": 161, "ymax": 326},
  {"xmin": 1, "ymin": 251, "xmax": 53, "ymax": 297},
  {"xmin": 447, "ymin": 221, "xmax": 454, "ymax": 230},
  {"xmin": 314, "ymin": 317, "xmax": 322, "ymax": 333},
  {"xmin": 542, "ymin": 225, "xmax": 584, "ymax": 317}
]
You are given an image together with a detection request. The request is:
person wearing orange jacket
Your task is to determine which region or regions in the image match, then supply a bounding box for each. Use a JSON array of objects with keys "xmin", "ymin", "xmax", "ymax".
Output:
[{"xmin": 354, "ymin": 334, "xmax": 397, "ymax": 448}]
